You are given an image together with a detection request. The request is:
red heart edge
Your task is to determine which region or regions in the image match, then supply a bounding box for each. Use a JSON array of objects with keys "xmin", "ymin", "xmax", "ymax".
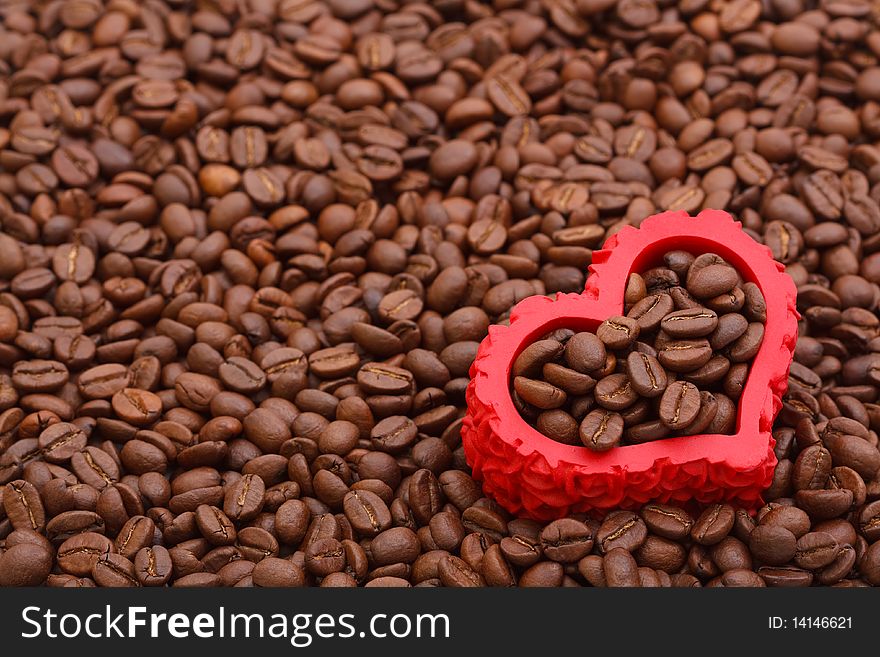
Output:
[{"xmin": 461, "ymin": 209, "xmax": 800, "ymax": 521}]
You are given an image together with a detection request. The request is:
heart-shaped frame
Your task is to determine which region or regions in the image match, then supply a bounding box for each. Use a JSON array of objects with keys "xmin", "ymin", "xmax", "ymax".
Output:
[{"xmin": 462, "ymin": 209, "xmax": 799, "ymax": 521}]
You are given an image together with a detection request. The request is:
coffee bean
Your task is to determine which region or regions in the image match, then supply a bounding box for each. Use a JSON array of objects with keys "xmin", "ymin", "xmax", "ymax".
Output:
[
  {"xmin": 115, "ymin": 516, "xmax": 155, "ymax": 559},
  {"xmin": 540, "ymin": 519, "xmax": 594, "ymax": 563},
  {"xmin": 4, "ymin": 480, "xmax": 46, "ymax": 532},
  {"xmin": 134, "ymin": 546, "xmax": 172, "ymax": 586},
  {"xmin": 57, "ymin": 532, "xmax": 114, "ymax": 576},
  {"xmin": 794, "ymin": 532, "xmax": 839, "ymax": 570},
  {"xmin": 38, "ymin": 422, "xmax": 87, "ymax": 463},
  {"xmin": 371, "ymin": 527, "xmax": 421, "ymax": 566},
  {"xmin": 371, "ymin": 416, "xmax": 417, "ymax": 453},
  {"xmin": 518, "ymin": 561, "xmax": 563, "ymax": 587},
  {"xmin": 564, "ymin": 332, "xmax": 607, "ymax": 373},
  {"xmin": 514, "ymin": 376, "xmax": 567, "ymax": 410},
  {"xmin": 597, "ymin": 316, "xmax": 640, "ymax": 349},
  {"xmin": 542, "ymin": 364, "xmax": 595, "ymax": 396},
  {"xmin": 537, "ymin": 410, "xmax": 579, "ymax": 445},
  {"xmin": 357, "ymin": 363, "xmax": 414, "ymax": 395},
  {"xmin": 691, "ymin": 505, "xmax": 735, "ymax": 546},
  {"xmin": 93, "ymin": 552, "xmax": 140, "ymax": 587},
  {"xmin": 579, "ymin": 409, "xmax": 623, "ymax": 452},
  {"xmin": 660, "ymin": 308, "xmax": 718, "ymax": 338},
  {"xmin": 603, "ymin": 548, "xmax": 640, "ymax": 587},
  {"xmin": 594, "ymin": 374, "xmax": 638, "ymax": 411},
  {"xmin": 111, "ymin": 388, "xmax": 162, "ymax": 426},
  {"xmin": 344, "ymin": 490, "xmax": 392, "ymax": 537},
  {"xmin": 628, "ymin": 294, "xmax": 674, "ymax": 332},
  {"xmin": 597, "ymin": 511, "xmax": 647, "ymax": 553},
  {"xmin": 641, "ymin": 504, "xmax": 694, "ymax": 540},
  {"xmin": 252, "ymin": 557, "xmax": 305, "ymax": 588},
  {"xmin": 224, "ymin": 474, "xmax": 265, "ymax": 522},
  {"xmin": 513, "ymin": 340, "xmax": 564, "ymax": 378},
  {"xmin": 659, "ymin": 381, "xmax": 701, "ymax": 430},
  {"xmin": 749, "ymin": 525, "xmax": 797, "ymax": 565},
  {"xmin": 13, "ymin": 360, "xmax": 69, "ymax": 393},
  {"xmin": 0, "ymin": 543, "xmax": 53, "ymax": 586},
  {"xmin": 626, "ymin": 352, "xmax": 668, "ymax": 398}
]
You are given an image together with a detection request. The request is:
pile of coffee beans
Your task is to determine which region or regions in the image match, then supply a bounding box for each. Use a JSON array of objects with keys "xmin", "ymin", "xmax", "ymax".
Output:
[
  {"xmin": 1, "ymin": 0, "xmax": 880, "ymax": 587},
  {"xmin": 512, "ymin": 250, "xmax": 766, "ymax": 448}
]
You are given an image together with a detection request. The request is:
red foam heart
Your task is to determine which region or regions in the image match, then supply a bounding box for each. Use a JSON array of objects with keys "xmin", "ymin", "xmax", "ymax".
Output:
[{"xmin": 461, "ymin": 209, "xmax": 799, "ymax": 521}]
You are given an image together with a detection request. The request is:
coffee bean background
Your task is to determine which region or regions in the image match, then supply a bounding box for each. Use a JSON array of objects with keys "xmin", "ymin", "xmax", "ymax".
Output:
[{"xmin": 1, "ymin": 0, "xmax": 880, "ymax": 587}]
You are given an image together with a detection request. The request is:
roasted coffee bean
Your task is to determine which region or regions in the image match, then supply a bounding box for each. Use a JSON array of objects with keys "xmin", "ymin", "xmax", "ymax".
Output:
[
  {"xmin": 13, "ymin": 360, "xmax": 69, "ymax": 393},
  {"xmin": 564, "ymin": 332, "xmax": 607, "ymax": 374},
  {"xmin": 252, "ymin": 557, "xmax": 305, "ymax": 588},
  {"xmin": 597, "ymin": 317, "xmax": 640, "ymax": 350},
  {"xmin": 542, "ymin": 364, "xmax": 595, "ymax": 396},
  {"xmin": 537, "ymin": 410, "xmax": 579, "ymax": 445},
  {"xmin": 513, "ymin": 340, "xmax": 564, "ymax": 378},
  {"xmin": 224, "ymin": 474, "xmax": 265, "ymax": 522},
  {"xmin": 513, "ymin": 377, "xmax": 567, "ymax": 410},
  {"xmin": 371, "ymin": 416, "xmax": 418, "ymax": 453},
  {"xmin": 115, "ymin": 516, "xmax": 155, "ymax": 559},
  {"xmin": 57, "ymin": 532, "xmax": 114, "ymax": 577},
  {"xmin": 4, "ymin": 480, "xmax": 46, "ymax": 532},
  {"xmin": 659, "ymin": 381, "xmax": 701, "ymax": 430},
  {"xmin": 93, "ymin": 552, "xmax": 140, "ymax": 587},
  {"xmin": 594, "ymin": 374, "xmax": 638, "ymax": 411},
  {"xmin": 134, "ymin": 546, "xmax": 172, "ymax": 587},
  {"xmin": 661, "ymin": 308, "xmax": 718, "ymax": 338},
  {"xmin": 641, "ymin": 505, "xmax": 693, "ymax": 540},
  {"xmin": 38, "ymin": 422, "xmax": 87, "ymax": 463},
  {"xmin": 579, "ymin": 410, "xmax": 623, "ymax": 452},
  {"xmin": 657, "ymin": 339, "xmax": 713, "ymax": 373},
  {"xmin": 625, "ymin": 352, "xmax": 668, "ymax": 398},
  {"xmin": 691, "ymin": 505, "xmax": 735, "ymax": 546},
  {"xmin": 597, "ymin": 512, "xmax": 647, "ymax": 553},
  {"xmin": 344, "ymin": 490, "xmax": 392, "ymax": 538},
  {"xmin": 628, "ymin": 294, "xmax": 675, "ymax": 332},
  {"xmin": 749, "ymin": 525, "xmax": 798, "ymax": 566},
  {"xmin": 794, "ymin": 532, "xmax": 839, "ymax": 570},
  {"xmin": 111, "ymin": 389, "xmax": 162, "ymax": 426},
  {"xmin": 540, "ymin": 519, "xmax": 594, "ymax": 563},
  {"xmin": 603, "ymin": 548, "xmax": 640, "ymax": 587}
]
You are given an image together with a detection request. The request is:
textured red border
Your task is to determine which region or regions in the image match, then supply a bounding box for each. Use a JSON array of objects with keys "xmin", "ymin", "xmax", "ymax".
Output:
[{"xmin": 462, "ymin": 210, "xmax": 799, "ymax": 521}]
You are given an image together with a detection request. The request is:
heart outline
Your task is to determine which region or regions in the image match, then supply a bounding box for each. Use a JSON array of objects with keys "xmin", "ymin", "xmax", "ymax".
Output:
[{"xmin": 462, "ymin": 209, "xmax": 799, "ymax": 520}]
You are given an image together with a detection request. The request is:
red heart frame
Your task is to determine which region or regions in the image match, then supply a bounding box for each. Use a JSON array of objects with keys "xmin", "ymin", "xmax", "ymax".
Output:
[{"xmin": 462, "ymin": 209, "xmax": 799, "ymax": 521}]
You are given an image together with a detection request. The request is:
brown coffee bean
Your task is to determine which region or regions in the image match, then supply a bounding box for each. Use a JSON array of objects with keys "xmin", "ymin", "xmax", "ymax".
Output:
[
  {"xmin": 224, "ymin": 473, "xmax": 265, "ymax": 521},
  {"xmin": 749, "ymin": 525, "xmax": 798, "ymax": 565},
  {"xmin": 93, "ymin": 552, "xmax": 140, "ymax": 587},
  {"xmin": 597, "ymin": 316, "xmax": 640, "ymax": 349},
  {"xmin": 57, "ymin": 532, "xmax": 114, "ymax": 576},
  {"xmin": 659, "ymin": 381, "xmax": 701, "ymax": 430},
  {"xmin": 344, "ymin": 490, "xmax": 392, "ymax": 538},
  {"xmin": 641, "ymin": 504, "xmax": 694, "ymax": 540},
  {"xmin": 513, "ymin": 376, "xmax": 567, "ymax": 410},
  {"xmin": 603, "ymin": 548, "xmax": 640, "ymax": 587},
  {"xmin": 596, "ymin": 511, "xmax": 647, "ymax": 555},
  {"xmin": 579, "ymin": 409, "xmax": 623, "ymax": 452},
  {"xmin": 794, "ymin": 532, "xmax": 839, "ymax": 570},
  {"xmin": 4, "ymin": 480, "xmax": 46, "ymax": 532},
  {"xmin": 691, "ymin": 504, "xmax": 735, "ymax": 546},
  {"xmin": 134, "ymin": 546, "xmax": 172, "ymax": 586},
  {"xmin": 661, "ymin": 308, "xmax": 718, "ymax": 338},
  {"xmin": 626, "ymin": 352, "xmax": 668, "ymax": 398}
]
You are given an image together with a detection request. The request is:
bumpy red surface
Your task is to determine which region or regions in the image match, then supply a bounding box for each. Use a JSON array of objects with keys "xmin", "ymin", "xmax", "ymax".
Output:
[{"xmin": 462, "ymin": 210, "xmax": 799, "ymax": 521}]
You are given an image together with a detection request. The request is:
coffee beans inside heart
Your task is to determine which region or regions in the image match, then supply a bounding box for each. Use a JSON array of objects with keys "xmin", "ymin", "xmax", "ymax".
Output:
[{"xmin": 511, "ymin": 252, "xmax": 765, "ymax": 450}]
